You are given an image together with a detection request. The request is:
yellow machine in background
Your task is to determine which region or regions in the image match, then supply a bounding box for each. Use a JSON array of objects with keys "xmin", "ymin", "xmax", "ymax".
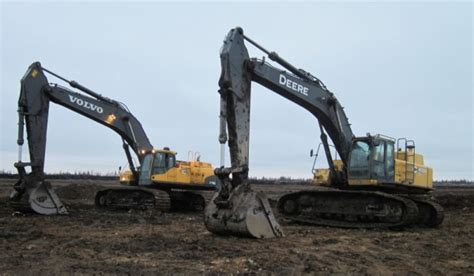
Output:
[
  {"xmin": 313, "ymin": 160, "xmax": 344, "ymax": 186},
  {"xmin": 12, "ymin": 61, "xmax": 220, "ymax": 215},
  {"xmin": 119, "ymin": 148, "xmax": 218, "ymax": 187},
  {"xmin": 95, "ymin": 147, "xmax": 220, "ymax": 211}
]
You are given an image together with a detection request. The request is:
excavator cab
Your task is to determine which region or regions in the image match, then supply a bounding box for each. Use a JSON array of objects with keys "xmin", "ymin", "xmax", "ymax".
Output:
[
  {"xmin": 138, "ymin": 149, "xmax": 177, "ymax": 185},
  {"xmin": 314, "ymin": 134, "xmax": 433, "ymax": 191},
  {"xmin": 347, "ymin": 135, "xmax": 396, "ymax": 185},
  {"xmin": 347, "ymin": 134, "xmax": 433, "ymax": 192}
]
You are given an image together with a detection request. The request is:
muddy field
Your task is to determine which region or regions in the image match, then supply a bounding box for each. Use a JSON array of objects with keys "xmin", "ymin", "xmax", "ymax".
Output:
[{"xmin": 0, "ymin": 179, "xmax": 473, "ymax": 275}]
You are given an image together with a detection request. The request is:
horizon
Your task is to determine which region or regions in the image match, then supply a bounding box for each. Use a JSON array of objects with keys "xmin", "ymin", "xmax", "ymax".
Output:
[{"xmin": 0, "ymin": 169, "xmax": 472, "ymax": 183}]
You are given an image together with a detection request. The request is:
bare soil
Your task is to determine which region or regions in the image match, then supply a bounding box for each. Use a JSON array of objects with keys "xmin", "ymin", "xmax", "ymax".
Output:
[{"xmin": 0, "ymin": 179, "xmax": 473, "ymax": 275}]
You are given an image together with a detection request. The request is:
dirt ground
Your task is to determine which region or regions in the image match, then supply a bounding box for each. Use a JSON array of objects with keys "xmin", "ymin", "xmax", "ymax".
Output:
[{"xmin": 0, "ymin": 179, "xmax": 473, "ymax": 275}]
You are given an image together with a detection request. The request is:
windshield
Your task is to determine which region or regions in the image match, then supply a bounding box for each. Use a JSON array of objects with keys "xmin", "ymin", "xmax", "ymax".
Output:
[
  {"xmin": 152, "ymin": 153, "xmax": 176, "ymax": 174},
  {"xmin": 348, "ymin": 141, "xmax": 370, "ymax": 178},
  {"xmin": 138, "ymin": 153, "xmax": 154, "ymax": 185}
]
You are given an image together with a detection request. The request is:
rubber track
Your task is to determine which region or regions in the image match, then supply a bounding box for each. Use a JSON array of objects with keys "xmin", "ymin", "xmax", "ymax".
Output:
[{"xmin": 277, "ymin": 190, "xmax": 419, "ymax": 229}]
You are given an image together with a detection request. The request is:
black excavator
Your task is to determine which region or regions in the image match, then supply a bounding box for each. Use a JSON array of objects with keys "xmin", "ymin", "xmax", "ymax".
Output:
[
  {"xmin": 11, "ymin": 62, "xmax": 218, "ymax": 215},
  {"xmin": 204, "ymin": 27, "xmax": 443, "ymax": 238}
]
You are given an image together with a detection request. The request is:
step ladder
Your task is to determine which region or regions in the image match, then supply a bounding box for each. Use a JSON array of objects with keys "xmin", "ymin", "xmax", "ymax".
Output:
[{"xmin": 397, "ymin": 138, "xmax": 416, "ymax": 184}]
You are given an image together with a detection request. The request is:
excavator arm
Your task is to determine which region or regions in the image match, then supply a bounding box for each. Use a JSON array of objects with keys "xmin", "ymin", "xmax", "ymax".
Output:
[{"xmin": 12, "ymin": 62, "xmax": 154, "ymax": 214}]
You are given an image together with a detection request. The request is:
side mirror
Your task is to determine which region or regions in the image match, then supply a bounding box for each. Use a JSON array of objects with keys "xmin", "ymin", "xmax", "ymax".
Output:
[
  {"xmin": 310, "ymin": 149, "xmax": 314, "ymax": 157},
  {"xmin": 118, "ymin": 166, "xmax": 122, "ymax": 172}
]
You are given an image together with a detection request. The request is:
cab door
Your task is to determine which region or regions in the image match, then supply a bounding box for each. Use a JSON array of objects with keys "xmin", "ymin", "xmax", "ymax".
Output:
[
  {"xmin": 165, "ymin": 154, "xmax": 177, "ymax": 182},
  {"xmin": 385, "ymin": 141, "xmax": 395, "ymax": 182},
  {"xmin": 370, "ymin": 140, "xmax": 395, "ymax": 183},
  {"xmin": 371, "ymin": 141, "xmax": 386, "ymax": 180}
]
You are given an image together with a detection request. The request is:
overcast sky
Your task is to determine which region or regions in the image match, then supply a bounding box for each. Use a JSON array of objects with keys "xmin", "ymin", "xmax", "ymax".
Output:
[{"xmin": 1, "ymin": 1, "xmax": 472, "ymax": 180}]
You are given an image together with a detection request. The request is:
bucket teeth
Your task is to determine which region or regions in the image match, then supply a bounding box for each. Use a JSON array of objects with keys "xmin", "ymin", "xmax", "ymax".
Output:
[{"xmin": 204, "ymin": 183, "xmax": 284, "ymax": 239}]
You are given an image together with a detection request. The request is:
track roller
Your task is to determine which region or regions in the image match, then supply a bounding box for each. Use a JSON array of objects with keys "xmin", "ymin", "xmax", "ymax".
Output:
[{"xmin": 94, "ymin": 187, "xmax": 170, "ymax": 212}]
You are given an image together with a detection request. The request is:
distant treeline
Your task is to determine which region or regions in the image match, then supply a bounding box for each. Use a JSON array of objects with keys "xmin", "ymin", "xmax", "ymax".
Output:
[
  {"xmin": 0, "ymin": 170, "xmax": 471, "ymax": 185},
  {"xmin": 0, "ymin": 170, "xmax": 117, "ymax": 180},
  {"xmin": 0, "ymin": 170, "xmax": 311, "ymax": 184},
  {"xmin": 434, "ymin": 179, "xmax": 474, "ymax": 186}
]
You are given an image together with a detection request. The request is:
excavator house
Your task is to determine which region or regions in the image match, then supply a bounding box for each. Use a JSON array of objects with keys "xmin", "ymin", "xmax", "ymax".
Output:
[{"xmin": 204, "ymin": 27, "xmax": 443, "ymax": 239}]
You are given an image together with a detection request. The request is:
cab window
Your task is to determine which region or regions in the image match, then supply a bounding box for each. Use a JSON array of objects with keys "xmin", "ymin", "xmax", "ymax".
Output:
[
  {"xmin": 372, "ymin": 142, "xmax": 385, "ymax": 178},
  {"xmin": 167, "ymin": 154, "xmax": 176, "ymax": 169},
  {"xmin": 152, "ymin": 153, "xmax": 167, "ymax": 174},
  {"xmin": 348, "ymin": 141, "xmax": 370, "ymax": 177},
  {"xmin": 152, "ymin": 153, "xmax": 176, "ymax": 174},
  {"xmin": 385, "ymin": 142, "xmax": 395, "ymax": 179}
]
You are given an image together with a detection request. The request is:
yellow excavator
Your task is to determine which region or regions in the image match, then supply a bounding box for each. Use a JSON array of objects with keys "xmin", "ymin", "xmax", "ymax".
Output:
[
  {"xmin": 204, "ymin": 27, "xmax": 443, "ymax": 238},
  {"xmin": 10, "ymin": 62, "xmax": 219, "ymax": 215}
]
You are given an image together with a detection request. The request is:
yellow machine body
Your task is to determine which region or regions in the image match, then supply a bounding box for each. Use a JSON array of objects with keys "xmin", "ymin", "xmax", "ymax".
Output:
[
  {"xmin": 393, "ymin": 150, "xmax": 433, "ymax": 188},
  {"xmin": 313, "ymin": 148, "xmax": 433, "ymax": 191},
  {"xmin": 119, "ymin": 149, "xmax": 216, "ymax": 186},
  {"xmin": 151, "ymin": 160, "xmax": 215, "ymax": 185}
]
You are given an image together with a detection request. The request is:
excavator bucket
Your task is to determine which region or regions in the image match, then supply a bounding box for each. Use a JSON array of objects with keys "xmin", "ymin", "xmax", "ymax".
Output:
[
  {"xmin": 204, "ymin": 182, "xmax": 284, "ymax": 239},
  {"xmin": 10, "ymin": 178, "xmax": 68, "ymax": 215}
]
